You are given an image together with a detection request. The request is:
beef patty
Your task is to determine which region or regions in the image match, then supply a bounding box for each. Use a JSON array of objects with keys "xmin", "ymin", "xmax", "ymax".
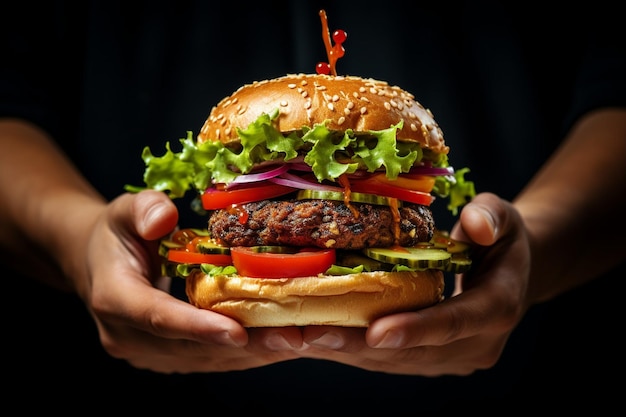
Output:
[{"xmin": 208, "ymin": 199, "xmax": 435, "ymax": 249}]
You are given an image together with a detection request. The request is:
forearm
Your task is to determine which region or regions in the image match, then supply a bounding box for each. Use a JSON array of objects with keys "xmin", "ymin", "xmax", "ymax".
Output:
[
  {"xmin": 514, "ymin": 108, "xmax": 626, "ymax": 304},
  {"xmin": 0, "ymin": 118, "xmax": 106, "ymax": 292}
]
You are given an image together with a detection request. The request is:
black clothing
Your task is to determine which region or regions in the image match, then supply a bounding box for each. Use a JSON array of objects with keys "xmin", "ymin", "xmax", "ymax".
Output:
[{"xmin": 2, "ymin": 0, "xmax": 625, "ymax": 413}]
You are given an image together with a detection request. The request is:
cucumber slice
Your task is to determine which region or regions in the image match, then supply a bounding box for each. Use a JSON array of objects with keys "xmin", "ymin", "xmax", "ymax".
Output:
[
  {"xmin": 248, "ymin": 245, "xmax": 300, "ymax": 254},
  {"xmin": 296, "ymin": 189, "xmax": 394, "ymax": 206},
  {"xmin": 159, "ymin": 239, "xmax": 183, "ymax": 258},
  {"xmin": 196, "ymin": 240, "xmax": 230, "ymax": 255},
  {"xmin": 363, "ymin": 247, "xmax": 451, "ymax": 270},
  {"xmin": 431, "ymin": 230, "xmax": 470, "ymax": 253},
  {"xmin": 447, "ymin": 254, "xmax": 472, "ymax": 273}
]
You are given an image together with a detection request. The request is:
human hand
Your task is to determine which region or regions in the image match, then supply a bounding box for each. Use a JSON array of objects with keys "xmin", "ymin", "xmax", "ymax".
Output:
[
  {"xmin": 73, "ymin": 190, "xmax": 303, "ymax": 373},
  {"xmin": 294, "ymin": 192, "xmax": 531, "ymax": 376}
]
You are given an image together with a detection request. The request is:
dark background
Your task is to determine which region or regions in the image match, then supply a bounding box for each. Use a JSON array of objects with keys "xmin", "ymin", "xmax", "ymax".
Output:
[{"xmin": 2, "ymin": 0, "xmax": 624, "ymax": 413}]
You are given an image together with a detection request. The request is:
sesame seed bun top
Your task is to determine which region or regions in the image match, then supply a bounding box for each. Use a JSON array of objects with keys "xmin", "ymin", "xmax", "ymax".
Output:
[{"xmin": 198, "ymin": 73, "xmax": 449, "ymax": 155}]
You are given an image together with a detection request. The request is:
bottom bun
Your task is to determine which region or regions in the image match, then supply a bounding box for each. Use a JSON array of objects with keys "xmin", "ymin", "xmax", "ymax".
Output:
[{"xmin": 185, "ymin": 270, "xmax": 444, "ymax": 327}]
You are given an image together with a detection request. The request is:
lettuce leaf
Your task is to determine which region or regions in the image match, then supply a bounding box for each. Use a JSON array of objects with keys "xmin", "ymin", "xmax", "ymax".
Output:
[{"xmin": 125, "ymin": 110, "xmax": 475, "ymax": 215}]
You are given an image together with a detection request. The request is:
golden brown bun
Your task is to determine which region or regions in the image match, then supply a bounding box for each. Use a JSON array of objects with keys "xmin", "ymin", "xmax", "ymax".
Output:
[
  {"xmin": 198, "ymin": 73, "xmax": 449, "ymax": 155},
  {"xmin": 185, "ymin": 269, "xmax": 444, "ymax": 327}
]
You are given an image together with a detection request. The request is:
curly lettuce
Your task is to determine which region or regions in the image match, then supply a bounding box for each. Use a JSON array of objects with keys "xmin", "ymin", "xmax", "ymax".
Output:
[{"xmin": 124, "ymin": 110, "xmax": 475, "ymax": 215}]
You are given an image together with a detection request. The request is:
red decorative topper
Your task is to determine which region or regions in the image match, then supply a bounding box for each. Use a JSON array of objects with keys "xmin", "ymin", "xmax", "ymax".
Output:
[{"xmin": 316, "ymin": 9, "xmax": 347, "ymax": 76}]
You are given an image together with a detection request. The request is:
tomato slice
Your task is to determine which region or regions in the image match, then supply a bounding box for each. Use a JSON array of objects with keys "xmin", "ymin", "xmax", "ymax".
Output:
[
  {"xmin": 201, "ymin": 182, "xmax": 296, "ymax": 210},
  {"xmin": 370, "ymin": 173, "xmax": 435, "ymax": 193},
  {"xmin": 230, "ymin": 246, "xmax": 336, "ymax": 278},
  {"xmin": 350, "ymin": 179, "xmax": 433, "ymax": 206},
  {"xmin": 167, "ymin": 249, "xmax": 232, "ymax": 266}
]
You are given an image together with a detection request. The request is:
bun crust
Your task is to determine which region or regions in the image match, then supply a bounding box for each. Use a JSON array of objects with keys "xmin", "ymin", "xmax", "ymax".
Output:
[
  {"xmin": 198, "ymin": 74, "xmax": 448, "ymax": 155},
  {"xmin": 185, "ymin": 270, "xmax": 444, "ymax": 327}
]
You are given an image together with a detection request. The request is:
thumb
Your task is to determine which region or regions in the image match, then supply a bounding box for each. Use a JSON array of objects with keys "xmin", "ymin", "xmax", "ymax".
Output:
[
  {"xmin": 452, "ymin": 192, "xmax": 508, "ymax": 247},
  {"xmin": 128, "ymin": 190, "xmax": 179, "ymax": 241}
]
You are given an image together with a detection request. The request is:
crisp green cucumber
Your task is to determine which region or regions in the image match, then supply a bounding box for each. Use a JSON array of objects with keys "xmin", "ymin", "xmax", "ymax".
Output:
[
  {"xmin": 447, "ymin": 254, "xmax": 472, "ymax": 273},
  {"xmin": 196, "ymin": 240, "xmax": 230, "ymax": 255},
  {"xmin": 247, "ymin": 245, "xmax": 299, "ymax": 254},
  {"xmin": 159, "ymin": 239, "xmax": 183, "ymax": 258},
  {"xmin": 363, "ymin": 247, "xmax": 451, "ymax": 270},
  {"xmin": 297, "ymin": 189, "xmax": 395, "ymax": 206}
]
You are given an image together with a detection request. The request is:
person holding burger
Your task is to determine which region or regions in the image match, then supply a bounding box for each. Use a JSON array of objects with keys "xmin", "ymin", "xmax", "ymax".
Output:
[{"xmin": 1, "ymin": 0, "xmax": 624, "ymax": 412}]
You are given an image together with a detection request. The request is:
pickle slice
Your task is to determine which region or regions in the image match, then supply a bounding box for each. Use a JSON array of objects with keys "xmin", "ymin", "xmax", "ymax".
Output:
[
  {"xmin": 196, "ymin": 240, "xmax": 230, "ymax": 255},
  {"xmin": 363, "ymin": 247, "xmax": 451, "ymax": 270},
  {"xmin": 447, "ymin": 254, "xmax": 472, "ymax": 273},
  {"xmin": 159, "ymin": 239, "xmax": 183, "ymax": 258},
  {"xmin": 296, "ymin": 189, "xmax": 394, "ymax": 206},
  {"xmin": 247, "ymin": 245, "xmax": 299, "ymax": 254}
]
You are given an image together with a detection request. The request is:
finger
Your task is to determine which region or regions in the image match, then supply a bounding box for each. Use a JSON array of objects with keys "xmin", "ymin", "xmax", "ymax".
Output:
[
  {"xmin": 301, "ymin": 326, "xmax": 367, "ymax": 352},
  {"xmin": 451, "ymin": 192, "xmax": 504, "ymax": 246},
  {"xmin": 100, "ymin": 319, "xmax": 296, "ymax": 373},
  {"xmin": 91, "ymin": 277, "xmax": 249, "ymax": 347},
  {"xmin": 248, "ymin": 327, "xmax": 305, "ymax": 351},
  {"xmin": 131, "ymin": 189, "xmax": 179, "ymax": 241}
]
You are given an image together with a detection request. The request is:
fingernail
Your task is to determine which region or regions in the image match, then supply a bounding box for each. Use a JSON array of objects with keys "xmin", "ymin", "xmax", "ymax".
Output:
[
  {"xmin": 145, "ymin": 203, "xmax": 167, "ymax": 227},
  {"xmin": 265, "ymin": 333, "xmax": 294, "ymax": 351},
  {"xmin": 218, "ymin": 331, "xmax": 245, "ymax": 347},
  {"xmin": 475, "ymin": 206, "xmax": 496, "ymax": 235},
  {"xmin": 309, "ymin": 332, "xmax": 344, "ymax": 349},
  {"xmin": 372, "ymin": 329, "xmax": 404, "ymax": 349}
]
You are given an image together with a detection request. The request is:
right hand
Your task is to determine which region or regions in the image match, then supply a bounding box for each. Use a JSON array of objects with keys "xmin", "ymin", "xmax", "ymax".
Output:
[{"xmin": 72, "ymin": 190, "xmax": 303, "ymax": 373}]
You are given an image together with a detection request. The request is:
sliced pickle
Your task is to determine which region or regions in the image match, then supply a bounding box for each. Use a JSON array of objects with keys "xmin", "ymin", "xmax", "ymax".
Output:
[
  {"xmin": 447, "ymin": 254, "xmax": 472, "ymax": 273},
  {"xmin": 431, "ymin": 230, "xmax": 471, "ymax": 253},
  {"xmin": 196, "ymin": 239, "xmax": 230, "ymax": 255},
  {"xmin": 296, "ymin": 189, "xmax": 394, "ymax": 206},
  {"xmin": 159, "ymin": 239, "xmax": 183, "ymax": 258},
  {"xmin": 363, "ymin": 247, "xmax": 451, "ymax": 270},
  {"xmin": 248, "ymin": 245, "xmax": 299, "ymax": 254}
]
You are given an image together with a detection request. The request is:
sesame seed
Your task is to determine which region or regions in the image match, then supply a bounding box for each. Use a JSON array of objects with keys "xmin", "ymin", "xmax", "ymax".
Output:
[
  {"xmin": 337, "ymin": 116, "xmax": 346, "ymax": 125},
  {"xmin": 327, "ymin": 103, "xmax": 334, "ymax": 111},
  {"xmin": 346, "ymin": 101, "xmax": 354, "ymax": 110},
  {"xmin": 304, "ymin": 99, "xmax": 312, "ymax": 109},
  {"xmin": 225, "ymin": 127, "xmax": 231, "ymax": 136},
  {"xmin": 384, "ymin": 102, "xmax": 391, "ymax": 110},
  {"xmin": 280, "ymin": 100, "xmax": 288, "ymax": 107},
  {"xmin": 301, "ymin": 91, "xmax": 308, "ymax": 98},
  {"xmin": 288, "ymin": 83, "xmax": 296, "ymax": 89},
  {"xmin": 332, "ymin": 94, "xmax": 339, "ymax": 102},
  {"xmin": 343, "ymin": 108, "xmax": 350, "ymax": 115},
  {"xmin": 360, "ymin": 107, "xmax": 367, "ymax": 114}
]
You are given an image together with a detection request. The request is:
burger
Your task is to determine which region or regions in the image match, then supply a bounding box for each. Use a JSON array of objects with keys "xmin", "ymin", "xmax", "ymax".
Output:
[{"xmin": 128, "ymin": 73, "xmax": 475, "ymax": 327}]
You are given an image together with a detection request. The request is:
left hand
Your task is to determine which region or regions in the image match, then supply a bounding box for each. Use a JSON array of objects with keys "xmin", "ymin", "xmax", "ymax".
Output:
[{"xmin": 291, "ymin": 192, "xmax": 531, "ymax": 376}]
